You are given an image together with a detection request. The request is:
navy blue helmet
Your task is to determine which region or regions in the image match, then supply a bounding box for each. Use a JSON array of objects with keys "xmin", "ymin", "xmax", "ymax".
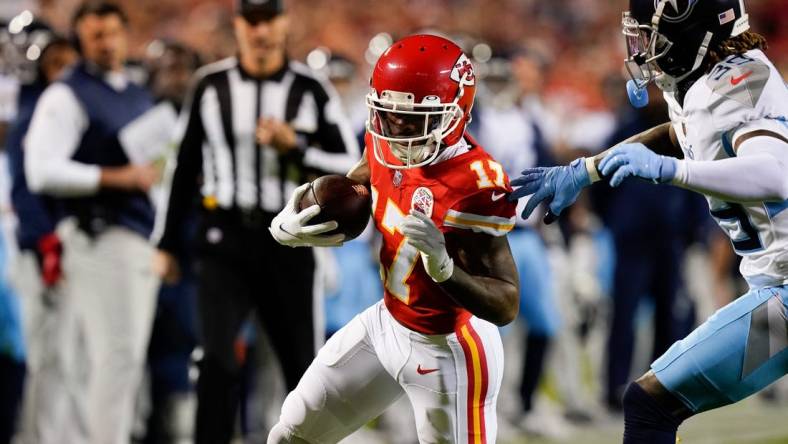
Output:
[{"xmin": 623, "ymin": 0, "xmax": 750, "ymax": 91}]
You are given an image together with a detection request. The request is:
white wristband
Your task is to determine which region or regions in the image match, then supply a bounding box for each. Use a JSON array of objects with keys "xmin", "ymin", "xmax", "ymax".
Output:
[
  {"xmin": 422, "ymin": 252, "xmax": 454, "ymax": 283},
  {"xmin": 585, "ymin": 157, "xmax": 601, "ymax": 183}
]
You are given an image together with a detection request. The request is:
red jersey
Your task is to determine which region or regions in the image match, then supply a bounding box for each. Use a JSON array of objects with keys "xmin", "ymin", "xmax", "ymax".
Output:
[{"xmin": 367, "ymin": 134, "xmax": 517, "ymax": 334}]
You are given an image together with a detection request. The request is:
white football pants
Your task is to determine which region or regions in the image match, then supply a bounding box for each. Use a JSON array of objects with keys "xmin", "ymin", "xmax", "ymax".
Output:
[{"xmin": 268, "ymin": 301, "xmax": 504, "ymax": 444}]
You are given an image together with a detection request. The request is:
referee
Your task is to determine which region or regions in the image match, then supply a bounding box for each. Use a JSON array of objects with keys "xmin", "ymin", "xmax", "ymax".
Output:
[{"xmin": 153, "ymin": 0, "xmax": 359, "ymax": 442}]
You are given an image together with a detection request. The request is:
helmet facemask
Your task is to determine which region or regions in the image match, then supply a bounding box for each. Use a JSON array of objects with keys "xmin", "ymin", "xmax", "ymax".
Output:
[
  {"xmin": 622, "ymin": 11, "xmax": 673, "ymax": 90},
  {"xmin": 622, "ymin": 0, "xmax": 717, "ymax": 93},
  {"xmin": 366, "ymin": 88, "xmax": 465, "ymax": 169}
]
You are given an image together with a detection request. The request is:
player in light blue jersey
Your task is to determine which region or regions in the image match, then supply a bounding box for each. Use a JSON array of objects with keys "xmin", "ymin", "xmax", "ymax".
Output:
[{"xmin": 509, "ymin": 0, "xmax": 788, "ymax": 443}]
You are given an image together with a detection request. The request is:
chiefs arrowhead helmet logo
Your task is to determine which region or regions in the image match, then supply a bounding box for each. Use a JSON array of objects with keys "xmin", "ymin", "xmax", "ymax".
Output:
[{"xmin": 450, "ymin": 54, "xmax": 476, "ymax": 87}]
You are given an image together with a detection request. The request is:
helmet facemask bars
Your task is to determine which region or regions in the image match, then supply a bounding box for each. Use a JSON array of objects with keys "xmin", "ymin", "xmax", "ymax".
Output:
[
  {"xmin": 366, "ymin": 76, "xmax": 467, "ymax": 170},
  {"xmin": 622, "ymin": 10, "xmax": 673, "ymax": 91}
]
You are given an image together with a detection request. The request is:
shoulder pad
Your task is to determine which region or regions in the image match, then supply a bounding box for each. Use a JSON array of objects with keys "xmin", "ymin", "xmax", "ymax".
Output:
[{"xmin": 706, "ymin": 56, "xmax": 770, "ymax": 108}]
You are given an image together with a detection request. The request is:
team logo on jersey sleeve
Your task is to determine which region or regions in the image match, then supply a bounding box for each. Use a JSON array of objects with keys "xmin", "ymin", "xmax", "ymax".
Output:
[{"xmin": 411, "ymin": 187, "xmax": 434, "ymax": 217}]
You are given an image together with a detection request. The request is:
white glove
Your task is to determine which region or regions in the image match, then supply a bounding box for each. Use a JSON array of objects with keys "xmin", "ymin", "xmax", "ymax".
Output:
[
  {"xmin": 401, "ymin": 210, "xmax": 454, "ymax": 282},
  {"xmin": 269, "ymin": 183, "xmax": 346, "ymax": 248}
]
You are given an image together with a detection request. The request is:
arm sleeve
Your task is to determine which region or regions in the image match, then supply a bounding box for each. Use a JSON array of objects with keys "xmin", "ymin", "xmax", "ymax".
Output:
[
  {"xmin": 24, "ymin": 84, "xmax": 100, "ymax": 197},
  {"xmin": 672, "ymin": 134, "xmax": 788, "ymax": 203},
  {"xmin": 299, "ymin": 79, "xmax": 360, "ymax": 174},
  {"xmin": 153, "ymin": 80, "xmax": 206, "ymax": 255}
]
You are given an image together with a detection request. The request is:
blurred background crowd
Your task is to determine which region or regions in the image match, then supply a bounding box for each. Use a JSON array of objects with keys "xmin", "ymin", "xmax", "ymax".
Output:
[{"xmin": 0, "ymin": 0, "xmax": 786, "ymax": 443}]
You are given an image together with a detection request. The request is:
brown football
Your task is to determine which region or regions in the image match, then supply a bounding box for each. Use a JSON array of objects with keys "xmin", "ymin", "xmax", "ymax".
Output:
[{"xmin": 298, "ymin": 175, "xmax": 372, "ymax": 241}]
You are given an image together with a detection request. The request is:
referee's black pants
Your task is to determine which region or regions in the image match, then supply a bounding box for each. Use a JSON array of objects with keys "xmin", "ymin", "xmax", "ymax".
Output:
[{"xmin": 193, "ymin": 209, "xmax": 317, "ymax": 444}]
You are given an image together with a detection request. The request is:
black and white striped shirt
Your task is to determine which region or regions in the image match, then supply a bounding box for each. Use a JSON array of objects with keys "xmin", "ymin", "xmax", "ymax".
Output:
[{"xmin": 156, "ymin": 57, "xmax": 359, "ymax": 254}]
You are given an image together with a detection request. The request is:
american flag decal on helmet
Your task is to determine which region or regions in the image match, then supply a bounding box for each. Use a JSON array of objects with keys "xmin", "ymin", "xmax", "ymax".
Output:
[{"xmin": 718, "ymin": 8, "xmax": 735, "ymax": 25}]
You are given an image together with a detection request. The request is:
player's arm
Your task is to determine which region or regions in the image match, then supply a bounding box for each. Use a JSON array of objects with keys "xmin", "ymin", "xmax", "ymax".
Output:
[
  {"xmin": 669, "ymin": 131, "xmax": 788, "ymax": 202},
  {"xmin": 401, "ymin": 211, "xmax": 519, "ymax": 326},
  {"xmin": 598, "ymin": 127, "xmax": 788, "ymax": 202},
  {"xmin": 441, "ymin": 231, "xmax": 519, "ymax": 326},
  {"xmin": 509, "ymin": 122, "xmax": 682, "ymax": 222},
  {"xmin": 591, "ymin": 122, "xmax": 682, "ymax": 171},
  {"xmin": 346, "ymin": 148, "xmax": 370, "ymax": 184}
]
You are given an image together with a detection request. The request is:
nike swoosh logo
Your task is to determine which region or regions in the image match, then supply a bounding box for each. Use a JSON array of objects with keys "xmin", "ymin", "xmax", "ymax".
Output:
[
  {"xmin": 730, "ymin": 71, "xmax": 753, "ymax": 86},
  {"xmin": 416, "ymin": 365, "xmax": 439, "ymax": 375},
  {"xmin": 279, "ymin": 224, "xmax": 298, "ymax": 237},
  {"xmin": 491, "ymin": 192, "xmax": 507, "ymax": 201}
]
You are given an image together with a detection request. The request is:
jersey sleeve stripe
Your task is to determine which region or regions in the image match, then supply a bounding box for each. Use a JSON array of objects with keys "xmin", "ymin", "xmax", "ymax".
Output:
[
  {"xmin": 722, "ymin": 131, "xmax": 737, "ymax": 157},
  {"xmin": 446, "ymin": 209, "xmax": 513, "ymax": 225},
  {"xmin": 444, "ymin": 210, "xmax": 515, "ymax": 236}
]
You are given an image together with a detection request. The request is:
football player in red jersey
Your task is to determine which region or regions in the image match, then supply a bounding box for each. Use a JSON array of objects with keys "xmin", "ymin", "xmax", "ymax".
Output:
[{"xmin": 268, "ymin": 34, "xmax": 519, "ymax": 444}]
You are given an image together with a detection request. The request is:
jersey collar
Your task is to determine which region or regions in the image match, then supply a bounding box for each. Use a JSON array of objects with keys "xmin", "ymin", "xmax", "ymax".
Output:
[
  {"xmin": 236, "ymin": 56, "xmax": 289, "ymax": 82},
  {"xmin": 431, "ymin": 137, "xmax": 471, "ymax": 165}
]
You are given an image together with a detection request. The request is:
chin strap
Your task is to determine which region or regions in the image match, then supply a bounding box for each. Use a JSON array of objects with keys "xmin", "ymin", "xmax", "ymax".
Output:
[
  {"xmin": 652, "ymin": 0, "xmax": 667, "ymax": 29},
  {"xmin": 655, "ymin": 31, "xmax": 713, "ymax": 92}
]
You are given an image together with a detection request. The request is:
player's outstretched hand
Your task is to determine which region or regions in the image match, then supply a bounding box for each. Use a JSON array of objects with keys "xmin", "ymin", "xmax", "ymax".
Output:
[
  {"xmin": 269, "ymin": 183, "xmax": 345, "ymax": 248},
  {"xmin": 508, "ymin": 158, "xmax": 591, "ymax": 223},
  {"xmin": 599, "ymin": 143, "xmax": 677, "ymax": 187},
  {"xmin": 401, "ymin": 210, "xmax": 454, "ymax": 283}
]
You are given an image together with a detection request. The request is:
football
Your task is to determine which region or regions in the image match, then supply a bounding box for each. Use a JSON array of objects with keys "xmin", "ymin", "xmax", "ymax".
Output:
[{"xmin": 298, "ymin": 175, "xmax": 372, "ymax": 241}]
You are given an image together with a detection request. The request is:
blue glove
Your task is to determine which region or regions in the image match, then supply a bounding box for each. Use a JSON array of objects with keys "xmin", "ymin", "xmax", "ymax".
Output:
[
  {"xmin": 509, "ymin": 158, "xmax": 591, "ymax": 222},
  {"xmin": 599, "ymin": 143, "xmax": 677, "ymax": 187}
]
